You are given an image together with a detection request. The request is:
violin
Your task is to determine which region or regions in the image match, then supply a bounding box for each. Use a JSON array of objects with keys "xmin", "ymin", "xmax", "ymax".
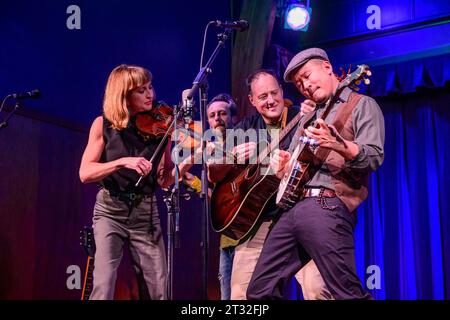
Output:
[
  {"xmin": 133, "ymin": 101, "xmax": 202, "ymax": 149},
  {"xmin": 133, "ymin": 101, "xmax": 236, "ymax": 186}
]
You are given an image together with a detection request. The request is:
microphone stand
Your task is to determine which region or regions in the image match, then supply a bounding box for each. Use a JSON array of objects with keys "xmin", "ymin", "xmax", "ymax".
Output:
[
  {"xmin": 164, "ymin": 103, "xmax": 183, "ymax": 300},
  {"xmin": 185, "ymin": 28, "xmax": 232, "ymax": 299},
  {"xmin": 0, "ymin": 100, "xmax": 21, "ymax": 130},
  {"xmin": 163, "ymin": 184, "xmax": 192, "ymax": 300}
]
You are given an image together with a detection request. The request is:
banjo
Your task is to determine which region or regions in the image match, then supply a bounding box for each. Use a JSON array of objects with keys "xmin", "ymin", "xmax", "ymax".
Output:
[{"xmin": 276, "ymin": 64, "xmax": 371, "ymax": 210}]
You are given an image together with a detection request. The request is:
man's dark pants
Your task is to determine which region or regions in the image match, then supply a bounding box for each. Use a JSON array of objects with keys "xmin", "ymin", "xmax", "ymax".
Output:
[{"xmin": 246, "ymin": 196, "xmax": 371, "ymax": 300}]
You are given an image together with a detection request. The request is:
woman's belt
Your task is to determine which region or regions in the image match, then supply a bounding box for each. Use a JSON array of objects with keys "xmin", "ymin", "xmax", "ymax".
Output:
[{"xmin": 104, "ymin": 188, "xmax": 153, "ymax": 207}]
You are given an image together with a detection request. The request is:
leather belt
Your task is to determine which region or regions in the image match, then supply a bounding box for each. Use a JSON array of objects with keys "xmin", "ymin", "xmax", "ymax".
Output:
[
  {"xmin": 303, "ymin": 188, "xmax": 336, "ymax": 198},
  {"xmin": 104, "ymin": 188, "xmax": 153, "ymax": 207}
]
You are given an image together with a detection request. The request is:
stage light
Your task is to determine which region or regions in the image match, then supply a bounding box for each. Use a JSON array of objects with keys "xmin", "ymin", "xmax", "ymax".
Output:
[{"xmin": 284, "ymin": 3, "xmax": 312, "ymax": 31}]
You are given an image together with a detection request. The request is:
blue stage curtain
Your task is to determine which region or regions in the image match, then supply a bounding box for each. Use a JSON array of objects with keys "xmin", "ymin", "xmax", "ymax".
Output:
[
  {"xmin": 355, "ymin": 89, "xmax": 450, "ymax": 300},
  {"xmin": 363, "ymin": 54, "xmax": 450, "ymax": 97}
]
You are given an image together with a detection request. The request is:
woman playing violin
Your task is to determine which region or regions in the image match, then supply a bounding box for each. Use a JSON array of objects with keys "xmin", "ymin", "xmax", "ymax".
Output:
[{"xmin": 79, "ymin": 64, "xmax": 187, "ymax": 300}]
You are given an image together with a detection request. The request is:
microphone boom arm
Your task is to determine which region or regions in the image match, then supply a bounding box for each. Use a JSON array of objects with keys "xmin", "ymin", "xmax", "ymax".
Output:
[
  {"xmin": 0, "ymin": 98, "xmax": 22, "ymax": 131},
  {"xmin": 186, "ymin": 30, "xmax": 231, "ymax": 101}
]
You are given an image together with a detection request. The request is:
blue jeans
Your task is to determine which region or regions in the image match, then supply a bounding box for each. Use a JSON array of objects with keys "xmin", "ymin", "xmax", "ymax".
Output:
[{"xmin": 218, "ymin": 246, "xmax": 235, "ymax": 300}]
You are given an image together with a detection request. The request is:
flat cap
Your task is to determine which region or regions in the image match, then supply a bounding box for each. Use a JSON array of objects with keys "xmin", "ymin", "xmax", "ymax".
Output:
[{"xmin": 283, "ymin": 47, "xmax": 329, "ymax": 82}]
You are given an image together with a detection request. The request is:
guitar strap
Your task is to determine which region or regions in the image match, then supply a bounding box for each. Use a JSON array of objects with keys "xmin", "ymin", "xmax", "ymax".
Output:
[
  {"xmin": 313, "ymin": 92, "xmax": 363, "ymax": 163},
  {"xmin": 281, "ymin": 106, "xmax": 288, "ymax": 130},
  {"xmin": 287, "ymin": 92, "xmax": 363, "ymax": 163}
]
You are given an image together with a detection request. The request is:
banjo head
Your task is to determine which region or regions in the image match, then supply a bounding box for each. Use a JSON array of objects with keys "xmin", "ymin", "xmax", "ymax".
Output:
[{"xmin": 276, "ymin": 144, "xmax": 302, "ymax": 206}]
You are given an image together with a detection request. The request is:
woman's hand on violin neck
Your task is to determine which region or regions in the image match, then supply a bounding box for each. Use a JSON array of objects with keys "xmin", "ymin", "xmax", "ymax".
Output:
[{"xmin": 120, "ymin": 157, "xmax": 153, "ymax": 176}]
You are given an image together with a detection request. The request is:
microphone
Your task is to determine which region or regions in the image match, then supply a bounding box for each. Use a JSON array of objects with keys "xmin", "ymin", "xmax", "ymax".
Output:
[
  {"xmin": 181, "ymin": 89, "xmax": 193, "ymax": 129},
  {"xmin": 211, "ymin": 20, "xmax": 249, "ymax": 31},
  {"xmin": 12, "ymin": 89, "xmax": 41, "ymax": 100}
]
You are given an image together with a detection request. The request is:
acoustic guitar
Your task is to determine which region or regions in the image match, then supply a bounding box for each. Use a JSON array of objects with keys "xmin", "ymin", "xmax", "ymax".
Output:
[{"xmin": 210, "ymin": 106, "xmax": 304, "ymax": 240}]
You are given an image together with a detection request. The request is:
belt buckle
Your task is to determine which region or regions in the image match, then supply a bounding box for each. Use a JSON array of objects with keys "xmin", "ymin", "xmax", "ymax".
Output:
[
  {"xmin": 129, "ymin": 193, "xmax": 137, "ymax": 201},
  {"xmin": 304, "ymin": 189, "xmax": 310, "ymax": 197},
  {"xmin": 306, "ymin": 188, "xmax": 318, "ymax": 197},
  {"xmin": 303, "ymin": 188, "xmax": 322, "ymax": 198},
  {"xmin": 303, "ymin": 188, "xmax": 312, "ymax": 198}
]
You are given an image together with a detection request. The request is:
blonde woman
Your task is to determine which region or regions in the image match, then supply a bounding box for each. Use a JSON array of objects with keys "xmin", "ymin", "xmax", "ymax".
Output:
[{"xmin": 79, "ymin": 65, "xmax": 178, "ymax": 300}]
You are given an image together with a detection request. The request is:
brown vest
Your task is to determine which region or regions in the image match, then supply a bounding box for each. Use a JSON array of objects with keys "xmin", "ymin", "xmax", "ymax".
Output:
[{"xmin": 325, "ymin": 92, "xmax": 367, "ymax": 212}]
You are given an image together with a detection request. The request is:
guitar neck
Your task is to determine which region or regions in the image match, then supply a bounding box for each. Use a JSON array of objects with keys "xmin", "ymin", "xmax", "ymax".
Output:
[
  {"xmin": 316, "ymin": 85, "xmax": 347, "ymax": 124},
  {"xmin": 81, "ymin": 256, "xmax": 95, "ymax": 300},
  {"xmin": 317, "ymin": 64, "xmax": 370, "ymax": 124},
  {"xmin": 258, "ymin": 110, "xmax": 304, "ymax": 162}
]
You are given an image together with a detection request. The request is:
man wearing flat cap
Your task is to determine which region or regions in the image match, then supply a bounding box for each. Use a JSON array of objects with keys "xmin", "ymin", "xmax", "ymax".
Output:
[{"xmin": 247, "ymin": 48, "xmax": 385, "ymax": 300}]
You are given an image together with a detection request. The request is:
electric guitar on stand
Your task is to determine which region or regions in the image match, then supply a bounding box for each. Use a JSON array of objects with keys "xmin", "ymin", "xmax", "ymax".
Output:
[{"xmin": 79, "ymin": 226, "xmax": 96, "ymax": 300}]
